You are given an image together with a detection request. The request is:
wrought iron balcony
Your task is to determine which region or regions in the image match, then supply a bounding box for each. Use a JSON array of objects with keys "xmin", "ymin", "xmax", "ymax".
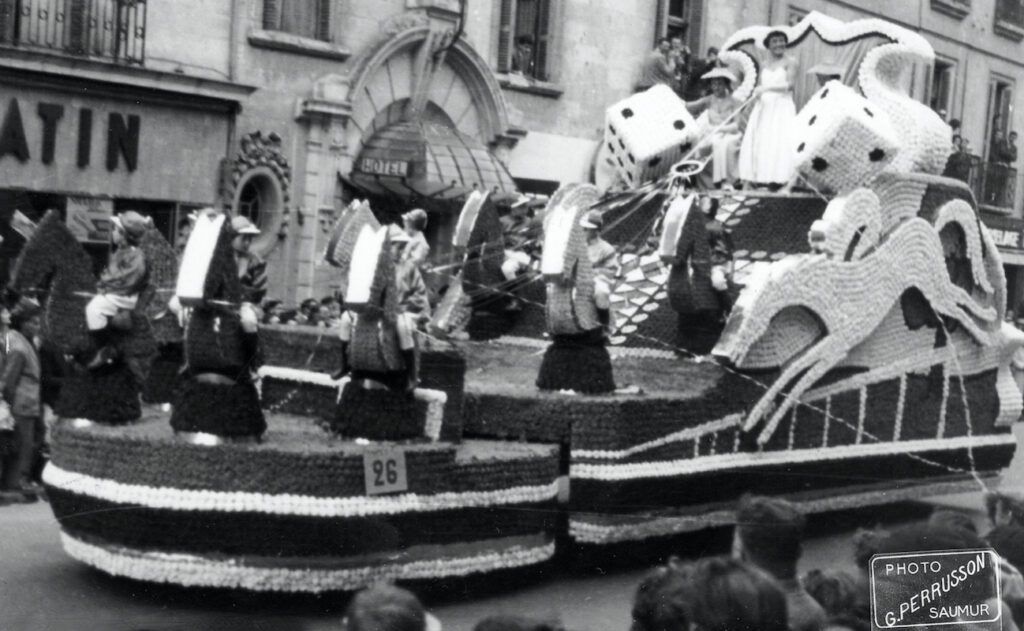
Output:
[
  {"xmin": 944, "ymin": 154, "xmax": 1018, "ymax": 211},
  {"xmin": 0, "ymin": 0, "xmax": 146, "ymax": 65}
]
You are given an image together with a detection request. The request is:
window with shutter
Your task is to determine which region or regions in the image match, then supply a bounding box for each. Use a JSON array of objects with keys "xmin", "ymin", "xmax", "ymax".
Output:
[
  {"xmin": 497, "ymin": 0, "xmax": 515, "ymax": 73},
  {"xmin": 655, "ymin": 0, "xmax": 667, "ymax": 45},
  {"xmin": 263, "ymin": 0, "xmax": 282, "ymax": 30},
  {"xmin": 535, "ymin": 0, "xmax": 550, "ymax": 81},
  {"xmin": 266, "ymin": 0, "xmax": 330, "ymax": 41},
  {"xmin": 317, "ymin": 0, "xmax": 331, "ymax": 41},
  {"xmin": 0, "ymin": 0, "xmax": 16, "ymax": 44},
  {"xmin": 501, "ymin": 0, "xmax": 554, "ymax": 81},
  {"xmin": 67, "ymin": 0, "xmax": 90, "ymax": 56},
  {"xmin": 655, "ymin": 0, "xmax": 703, "ymax": 52}
]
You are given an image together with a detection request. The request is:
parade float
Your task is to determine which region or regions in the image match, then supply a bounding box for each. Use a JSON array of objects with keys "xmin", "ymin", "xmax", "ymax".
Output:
[{"xmin": 35, "ymin": 10, "xmax": 1024, "ymax": 592}]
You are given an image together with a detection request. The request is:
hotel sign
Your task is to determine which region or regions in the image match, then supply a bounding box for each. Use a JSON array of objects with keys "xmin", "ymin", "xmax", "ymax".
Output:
[{"xmin": 357, "ymin": 158, "xmax": 409, "ymax": 177}]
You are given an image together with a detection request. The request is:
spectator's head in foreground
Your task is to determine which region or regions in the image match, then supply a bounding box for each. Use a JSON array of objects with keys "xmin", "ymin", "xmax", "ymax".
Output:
[
  {"xmin": 986, "ymin": 491, "xmax": 1024, "ymax": 528},
  {"xmin": 802, "ymin": 568, "xmax": 859, "ymax": 617},
  {"xmin": 473, "ymin": 615, "xmax": 564, "ymax": 631},
  {"xmin": 343, "ymin": 584, "xmax": 440, "ymax": 631},
  {"xmin": 733, "ymin": 494, "xmax": 806, "ymax": 581},
  {"xmin": 686, "ymin": 556, "xmax": 789, "ymax": 631},
  {"xmin": 630, "ymin": 564, "xmax": 692, "ymax": 631},
  {"xmin": 822, "ymin": 614, "xmax": 870, "ymax": 631},
  {"xmin": 928, "ymin": 508, "xmax": 978, "ymax": 536}
]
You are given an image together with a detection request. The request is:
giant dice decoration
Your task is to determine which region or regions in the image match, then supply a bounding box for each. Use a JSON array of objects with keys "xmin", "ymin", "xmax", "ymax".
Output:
[
  {"xmin": 604, "ymin": 85, "xmax": 698, "ymax": 186},
  {"xmin": 793, "ymin": 81, "xmax": 901, "ymax": 194}
]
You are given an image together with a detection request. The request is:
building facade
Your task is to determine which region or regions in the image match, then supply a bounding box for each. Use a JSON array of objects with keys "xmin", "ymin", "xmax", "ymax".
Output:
[{"xmin": 3, "ymin": 0, "xmax": 1023, "ymax": 308}]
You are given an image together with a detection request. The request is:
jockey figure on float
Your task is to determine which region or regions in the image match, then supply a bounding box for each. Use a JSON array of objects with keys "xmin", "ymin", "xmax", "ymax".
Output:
[{"xmin": 84, "ymin": 211, "xmax": 150, "ymax": 369}]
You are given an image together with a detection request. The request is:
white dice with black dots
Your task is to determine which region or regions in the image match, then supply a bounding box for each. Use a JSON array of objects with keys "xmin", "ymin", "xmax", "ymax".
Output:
[
  {"xmin": 792, "ymin": 81, "xmax": 901, "ymax": 195},
  {"xmin": 604, "ymin": 85, "xmax": 699, "ymax": 186}
]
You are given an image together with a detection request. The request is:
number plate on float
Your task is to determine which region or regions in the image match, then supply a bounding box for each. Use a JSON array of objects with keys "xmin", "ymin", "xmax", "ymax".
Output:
[{"xmin": 362, "ymin": 447, "xmax": 409, "ymax": 496}]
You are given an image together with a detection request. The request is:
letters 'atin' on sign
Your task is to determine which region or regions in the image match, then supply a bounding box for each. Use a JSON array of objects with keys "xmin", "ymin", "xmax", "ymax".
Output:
[{"xmin": 870, "ymin": 549, "xmax": 1001, "ymax": 629}]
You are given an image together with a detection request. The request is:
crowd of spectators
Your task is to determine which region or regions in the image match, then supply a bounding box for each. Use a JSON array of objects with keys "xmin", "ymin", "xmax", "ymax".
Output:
[
  {"xmin": 636, "ymin": 36, "xmax": 719, "ymax": 100},
  {"xmin": 335, "ymin": 492, "xmax": 1024, "ymax": 631},
  {"xmin": 0, "ymin": 298, "xmax": 57, "ymax": 505}
]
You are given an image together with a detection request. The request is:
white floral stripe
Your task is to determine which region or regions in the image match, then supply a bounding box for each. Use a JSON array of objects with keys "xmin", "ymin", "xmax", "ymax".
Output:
[
  {"xmin": 569, "ymin": 475, "xmax": 1000, "ymax": 544},
  {"xmin": 570, "ymin": 433, "xmax": 1016, "ymax": 481},
  {"xmin": 572, "ymin": 415, "xmax": 741, "ymax": 460},
  {"xmin": 43, "ymin": 464, "xmax": 558, "ymax": 517},
  {"xmin": 722, "ymin": 13, "xmax": 933, "ymax": 61},
  {"xmin": 258, "ymin": 366, "xmax": 448, "ymax": 440},
  {"xmin": 494, "ymin": 335, "xmax": 677, "ymax": 359},
  {"xmin": 61, "ymin": 532, "xmax": 555, "ymax": 593},
  {"xmin": 258, "ymin": 365, "xmax": 341, "ymax": 387}
]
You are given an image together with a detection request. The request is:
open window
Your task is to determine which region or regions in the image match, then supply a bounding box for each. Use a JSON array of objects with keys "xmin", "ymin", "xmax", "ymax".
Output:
[
  {"xmin": 496, "ymin": 0, "xmax": 553, "ymax": 81},
  {"xmin": 655, "ymin": 0, "xmax": 704, "ymax": 55},
  {"xmin": 262, "ymin": 0, "xmax": 331, "ymax": 41},
  {"xmin": 928, "ymin": 57, "xmax": 956, "ymax": 120}
]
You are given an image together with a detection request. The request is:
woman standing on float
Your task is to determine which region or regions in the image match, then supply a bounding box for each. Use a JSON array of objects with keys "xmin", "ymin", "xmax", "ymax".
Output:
[{"xmin": 738, "ymin": 29, "xmax": 797, "ymax": 190}]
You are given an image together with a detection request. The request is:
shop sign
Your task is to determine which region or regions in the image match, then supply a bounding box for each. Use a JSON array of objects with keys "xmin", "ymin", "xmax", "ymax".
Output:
[
  {"xmin": 981, "ymin": 215, "xmax": 1024, "ymax": 252},
  {"xmin": 989, "ymin": 228, "xmax": 1022, "ymax": 251},
  {"xmin": 66, "ymin": 196, "xmax": 114, "ymax": 243},
  {"xmin": 0, "ymin": 97, "xmax": 140, "ymax": 171},
  {"xmin": 357, "ymin": 158, "xmax": 409, "ymax": 177}
]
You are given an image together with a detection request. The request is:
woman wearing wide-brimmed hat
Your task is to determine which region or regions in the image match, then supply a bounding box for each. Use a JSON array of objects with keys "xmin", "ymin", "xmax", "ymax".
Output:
[
  {"xmin": 738, "ymin": 28, "xmax": 798, "ymax": 190},
  {"xmin": 689, "ymin": 66, "xmax": 747, "ymax": 189}
]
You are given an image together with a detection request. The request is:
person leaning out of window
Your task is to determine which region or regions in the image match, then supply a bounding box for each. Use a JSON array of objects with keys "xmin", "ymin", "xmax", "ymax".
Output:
[{"xmin": 511, "ymin": 35, "xmax": 536, "ymax": 79}]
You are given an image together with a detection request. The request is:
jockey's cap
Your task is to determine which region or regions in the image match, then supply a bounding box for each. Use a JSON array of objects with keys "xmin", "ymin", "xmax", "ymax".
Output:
[
  {"xmin": 402, "ymin": 208, "xmax": 428, "ymax": 231},
  {"xmin": 114, "ymin": 211, "xmax": 150, "ymax": 242},
  {"xmin": 579, "ymin": 210, "xmax": 604, "ymax": 230},
  {"xmin": 387, "ymin": 224, "xmax": 411, "ymax": 243},
  {"xmin": 231, "ymin": 215, "xmax": 261, "ymax": 235}
]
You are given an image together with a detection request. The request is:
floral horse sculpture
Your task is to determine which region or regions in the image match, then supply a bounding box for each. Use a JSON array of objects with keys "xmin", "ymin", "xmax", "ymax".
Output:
[
  {"xmin": 10, "ymin": 211, "xmax": 175, "ymax": 424},
  {"xmin": 536, "ymin": 184, "xmax": 616, "ymax": 394},
  {"xmin": 172, "ymin": 212, "xmax": 264, "ymax": 439},
  {"xmin": 324, "ymin": 199, "xmax": 380, "ymax": 299},
  {"xmin": 331, "ymin": 223, "xmax": 446, "ymax": 441},
  {"xmin": 431, "ymin": 190, "xmax": 510, "ymax": 338}
]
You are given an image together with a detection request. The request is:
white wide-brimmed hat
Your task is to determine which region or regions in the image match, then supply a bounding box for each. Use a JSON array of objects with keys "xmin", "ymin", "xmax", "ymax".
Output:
[{"xmin": 701, "ymin": 67, "xmax": 738, "ymax": 84}]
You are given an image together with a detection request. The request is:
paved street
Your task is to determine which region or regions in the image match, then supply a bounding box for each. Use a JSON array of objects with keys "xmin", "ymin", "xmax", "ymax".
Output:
[{"xmin": 1, "ymin": 423, "xmax": 1020, "ymax": 631}]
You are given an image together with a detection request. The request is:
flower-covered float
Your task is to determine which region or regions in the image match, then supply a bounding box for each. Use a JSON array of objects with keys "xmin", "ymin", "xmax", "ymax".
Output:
[
  {"xmin": 41, "ymin": 208, "xmax": 559, "ymax": 593},
  {"xmin": 35, "ymin": 10, "xmax": 1024, "ymax": 593},
  {"xmin": 466, "ymin": 11, "xmax": 1022, "ymax": 548}
]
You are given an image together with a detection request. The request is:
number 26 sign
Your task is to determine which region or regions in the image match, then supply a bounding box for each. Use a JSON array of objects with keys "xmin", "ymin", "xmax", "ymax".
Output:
[{"xmin": 362, "ymin": 447, "xmax": 409, "ymax": 496}]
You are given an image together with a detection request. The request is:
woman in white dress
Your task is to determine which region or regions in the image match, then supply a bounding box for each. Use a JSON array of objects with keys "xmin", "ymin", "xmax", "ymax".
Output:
[
  {"xmin": 739, "ymin": 29, "xmax": 798, "ymax": 190},
  {"xmin": 689, "ymin": 67, "xmax": 747, "ymax": 189}
]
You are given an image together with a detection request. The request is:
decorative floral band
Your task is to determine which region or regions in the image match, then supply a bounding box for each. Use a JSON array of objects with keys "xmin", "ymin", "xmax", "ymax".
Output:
[
  {"xmin": 60, "ymin": 531, "xmax": 555, "ymax": 593},
  {"xmin": 570, "ymin": 433, "xmax": 1017, "ymax": 481},
  {"xmin": 44, "ymin": 463, "xmax": 559, "ymax": 518},
  {"xmin": 50, "ymin": 418, "xmax": 558, "ymax": 498},
  {"xmin": 569, "ymin": 475, "xmax": 1001, "ymax": 544}
]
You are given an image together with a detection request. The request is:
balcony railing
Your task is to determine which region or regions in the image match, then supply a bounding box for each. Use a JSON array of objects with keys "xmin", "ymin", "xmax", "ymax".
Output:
[
  {"xmin": 0, "ymin": 0, "xmax": 146, "ymax": 65},
  {"xmin": 948, "ymin": 154, "xmax": 1018, "ymax": 210}
]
